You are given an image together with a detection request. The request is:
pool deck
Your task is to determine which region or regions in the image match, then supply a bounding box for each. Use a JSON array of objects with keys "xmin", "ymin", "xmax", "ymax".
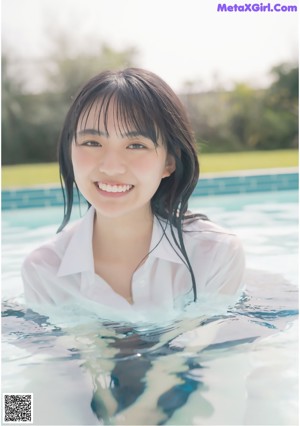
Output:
[{"xmin": 1, "ymin": 167, "xmax": 298, "ymax": 210}]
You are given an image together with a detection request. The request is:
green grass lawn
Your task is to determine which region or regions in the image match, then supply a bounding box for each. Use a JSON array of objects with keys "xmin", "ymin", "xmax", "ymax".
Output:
[
  {"xmin": 200, "ymin": 149, "xmax": 298, "ymax": 173},
  {"xmin": 2, "ymin": 149, "xmax": 298, "ymax": 188}
]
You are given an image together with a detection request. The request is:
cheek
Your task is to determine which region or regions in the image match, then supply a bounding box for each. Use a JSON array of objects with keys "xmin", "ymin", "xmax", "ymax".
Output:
[
  {"xmin": 71, "ymin": 148, "xmax": 92, "ymax": 175},
  {"xmin": 131, "ymin": 153, "xmax": 167, "ymax": 178}
]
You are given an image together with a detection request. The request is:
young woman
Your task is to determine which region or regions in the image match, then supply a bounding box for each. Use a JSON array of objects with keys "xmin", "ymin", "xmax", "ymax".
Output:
[{"xmin": 21, "ymin": 68, "xmax": 245, "ymax": 313}]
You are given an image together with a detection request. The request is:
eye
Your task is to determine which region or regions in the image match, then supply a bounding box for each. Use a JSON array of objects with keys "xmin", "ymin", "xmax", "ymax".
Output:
[
  {"xmin": 127, "ymin": 143, "xmax": 147, "ymax": 150},
  {"xmin": 81, "ymin": 140, "xmax": 102, "ymax": 147}
]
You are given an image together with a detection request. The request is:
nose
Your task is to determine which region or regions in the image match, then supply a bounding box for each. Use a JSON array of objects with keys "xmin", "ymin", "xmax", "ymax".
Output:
[{"xmin": 98, "ymin": 147, "xmax": 126, "ymax": 176}]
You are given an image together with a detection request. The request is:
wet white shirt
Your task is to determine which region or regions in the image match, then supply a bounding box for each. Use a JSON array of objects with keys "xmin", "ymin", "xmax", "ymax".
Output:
[{"xmin": 21, "ymin": 207, "xmax": 245, "ymax": 313}]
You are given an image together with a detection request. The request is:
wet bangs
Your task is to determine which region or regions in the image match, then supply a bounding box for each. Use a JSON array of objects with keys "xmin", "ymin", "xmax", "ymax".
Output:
[{"xmin": 75, "ymin": 87, "xmax": 162, "ymax": 145}]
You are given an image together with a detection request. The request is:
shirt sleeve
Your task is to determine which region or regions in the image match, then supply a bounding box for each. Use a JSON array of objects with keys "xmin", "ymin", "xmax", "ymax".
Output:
[{"xmin": 204, "ymin": 234, "xmax": 245, "ymax": 295}]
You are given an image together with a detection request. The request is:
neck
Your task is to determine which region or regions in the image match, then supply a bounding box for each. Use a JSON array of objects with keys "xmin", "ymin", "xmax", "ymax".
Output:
[
  {"xmin": 93, "ymin": 208, "xmax": 154, "ymax": 260},
  {"xmin": 92, "ymin": 208, "xmax": 155, "ymax": 300}
]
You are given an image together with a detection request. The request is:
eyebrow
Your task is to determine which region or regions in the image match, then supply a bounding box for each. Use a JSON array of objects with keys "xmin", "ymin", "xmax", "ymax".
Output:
[
  {"xmin": 76, "ymin": 129, "xmax": 108, "ymax": 137},
  {"xmin": 76, "ymin": 128, "xmax": 153, "ymax": 139}
]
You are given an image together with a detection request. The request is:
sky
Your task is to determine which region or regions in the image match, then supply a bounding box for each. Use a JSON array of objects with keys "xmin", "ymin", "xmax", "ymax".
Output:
[{"xmin": 2, "ymin": 0, "xmax": 298, "ymax": 92}]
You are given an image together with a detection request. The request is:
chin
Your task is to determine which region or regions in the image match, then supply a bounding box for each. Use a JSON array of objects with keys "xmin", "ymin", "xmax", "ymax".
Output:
[{"xmin": 93, "ymin": 203, "xmax": 152, "ymax": 220}]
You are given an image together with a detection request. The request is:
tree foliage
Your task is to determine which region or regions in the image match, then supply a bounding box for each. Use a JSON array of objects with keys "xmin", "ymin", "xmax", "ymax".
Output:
[
  {"xmin": 2, "ymin": 40, "xmax": 137, "ymax": 165},
  {"xmin": 182, "ymin": 63, "xmax": 298, "ymax": 153},
  {"xmin": 2, "ymin": 42, "xmax": 298, "ymax": 165}
]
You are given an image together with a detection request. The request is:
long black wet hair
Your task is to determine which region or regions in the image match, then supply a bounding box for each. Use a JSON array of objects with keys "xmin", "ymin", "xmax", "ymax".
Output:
[{"xmin": 57, "ymin": 68, "xmax": 205, "ymax": 301}]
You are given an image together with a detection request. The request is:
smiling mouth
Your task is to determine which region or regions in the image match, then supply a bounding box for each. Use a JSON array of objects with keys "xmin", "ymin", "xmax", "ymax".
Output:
[{"xmin": 96, "ymin": 183, "xmax": 134, "ymax": 193}]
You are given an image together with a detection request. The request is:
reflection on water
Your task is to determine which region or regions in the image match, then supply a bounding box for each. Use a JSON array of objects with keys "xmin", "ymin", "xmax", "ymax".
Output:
[
  {"xmin": 2, "ymin": 270, "xmax": 298, "ymax": 425},
  {"xmin": 2, "ymin": 191, "xmax": 298, "ymax": 424}
]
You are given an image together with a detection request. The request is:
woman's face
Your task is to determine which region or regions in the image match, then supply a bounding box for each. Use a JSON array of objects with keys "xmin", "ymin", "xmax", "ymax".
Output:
[{"xmin": 71, "ymin": 100, "xmax": 175, "ymax": 221}]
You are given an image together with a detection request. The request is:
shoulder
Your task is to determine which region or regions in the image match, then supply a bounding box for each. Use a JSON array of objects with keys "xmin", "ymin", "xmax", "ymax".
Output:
[
  {"xmin": 183, "ymin": 216, "xmax": 240, "ymax": 245},
  {"xmin": 21, "ymin": 219, "xmax": 83, "ymax": 306},
  {"xmin": 21, "ymin": 220, "xmax": 79, "ymax": 274},
  {"xmin": 182, "ymin": 216, "xmax": 245, "ymax": 273},
  {"xmin": 182, "ymin": 217, "xmax": 245, "ymax": 294}
]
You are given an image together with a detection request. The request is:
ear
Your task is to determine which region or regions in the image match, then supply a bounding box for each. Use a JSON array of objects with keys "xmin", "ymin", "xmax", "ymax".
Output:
[{"xmin": 162, "ymin": 154, "xmax": 176, "ymax": 178}]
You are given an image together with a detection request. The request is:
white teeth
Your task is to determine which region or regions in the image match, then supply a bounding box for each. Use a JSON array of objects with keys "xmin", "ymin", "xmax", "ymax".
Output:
[{"xmin": 98, "ymin": 183, "xmax": 133, "ymax": 193}]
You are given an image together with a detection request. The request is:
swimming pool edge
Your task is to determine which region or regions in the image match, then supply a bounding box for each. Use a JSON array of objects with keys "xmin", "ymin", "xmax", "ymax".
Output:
[{"xmin": 2, "ymin": 168, "xmax": 298, "ymax": 210}]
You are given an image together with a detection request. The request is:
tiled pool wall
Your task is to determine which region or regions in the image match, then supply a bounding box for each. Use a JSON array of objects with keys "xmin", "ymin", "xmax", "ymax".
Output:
[{"xmin": 2, "ymin": 169, "xmax": 298, "ymax": 210}]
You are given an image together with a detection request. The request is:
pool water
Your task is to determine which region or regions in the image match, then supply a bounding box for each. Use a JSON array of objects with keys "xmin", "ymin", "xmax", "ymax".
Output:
[{"xmin": 2, "ymin": 190, "xmax": 298, "ymax": 425}]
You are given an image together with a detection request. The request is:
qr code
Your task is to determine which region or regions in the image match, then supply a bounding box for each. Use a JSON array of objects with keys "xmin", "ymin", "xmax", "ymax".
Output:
[{"xmin": 3, "ymin": 394, "xmax": 33, "ymax": 424}]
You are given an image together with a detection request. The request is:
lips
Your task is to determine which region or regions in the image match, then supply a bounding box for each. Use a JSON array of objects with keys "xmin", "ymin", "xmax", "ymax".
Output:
[{"xmin": 96, "ymin": 182, "xmax": 133, "ymax": 193}]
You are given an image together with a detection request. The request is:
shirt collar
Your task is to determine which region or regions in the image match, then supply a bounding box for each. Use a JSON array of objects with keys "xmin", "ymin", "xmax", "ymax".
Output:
[
  {"xmin": 57, "ymin": 207, "xmax": 95, "ymax": 277},
  {"xmin": 57, "ymin": 208, "xmax": 184, "ymax": 277},
  {"xmin": 150, "ymin": 216, "xmax": 185, "ymax": 265}
]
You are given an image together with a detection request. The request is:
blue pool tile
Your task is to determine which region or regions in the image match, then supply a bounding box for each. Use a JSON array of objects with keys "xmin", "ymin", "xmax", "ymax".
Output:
[{"xmin": 2, "ymin": 171, "xmax": 298, "ymax": 209}]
